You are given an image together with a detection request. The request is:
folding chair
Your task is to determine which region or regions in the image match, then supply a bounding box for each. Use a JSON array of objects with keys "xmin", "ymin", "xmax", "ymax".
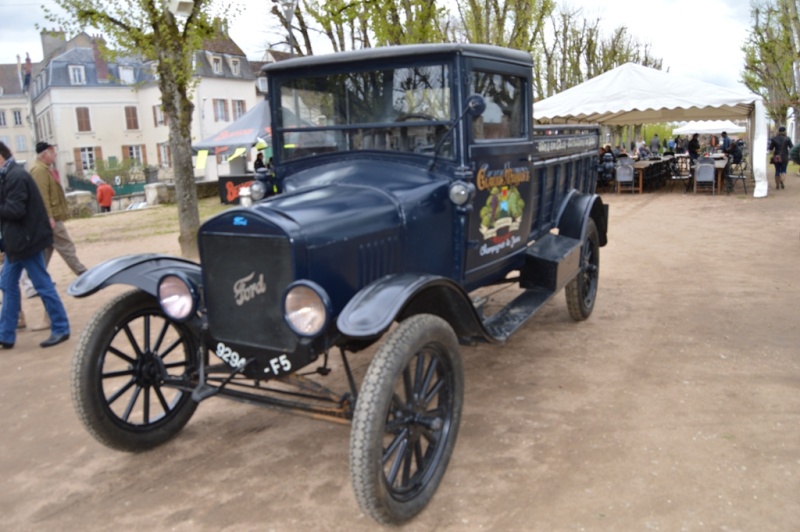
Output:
[
  {"xmin": 665, "ymin": 159, "xmax": 688, "ymax": 192},
  {"xmin": 615, "ymin": 159, "xmax": 636, "ymax": 193},
  {"xmin": 694, "ymin": 160, "xmax": 716, "ymax": 195},
  {"xmin": 726, "ymin": 160, "xmax": 748, "ymax": 194}
]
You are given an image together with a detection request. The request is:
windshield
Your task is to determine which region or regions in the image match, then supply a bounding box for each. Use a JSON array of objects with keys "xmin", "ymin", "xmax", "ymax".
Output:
[{"xmin": 275, "ymin": 63, "xmax": 453, "ymax": 162}]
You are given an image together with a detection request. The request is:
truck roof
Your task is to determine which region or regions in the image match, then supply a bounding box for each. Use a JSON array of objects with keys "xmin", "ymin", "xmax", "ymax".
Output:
[{"xmin": 260, "ymin": 43, "xmax": 533, "ymax": 74}]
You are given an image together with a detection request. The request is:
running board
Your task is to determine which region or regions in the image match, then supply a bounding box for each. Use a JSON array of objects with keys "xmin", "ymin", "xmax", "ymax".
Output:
[
  {"xmin": 482, "ymin": 233, "xmax": 581, "ymax": 341},
  {"xmin": 483, "ymin": 287, "xmax": 553, "ymax": 341}
]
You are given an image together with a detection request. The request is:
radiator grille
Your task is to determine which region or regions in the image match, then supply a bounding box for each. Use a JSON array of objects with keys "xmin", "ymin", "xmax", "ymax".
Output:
[{"xmin": 201, "ymin": 233, "xmax": 296, "ymax": 352}]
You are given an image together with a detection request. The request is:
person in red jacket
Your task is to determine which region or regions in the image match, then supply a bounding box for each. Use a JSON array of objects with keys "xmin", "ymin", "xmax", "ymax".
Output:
[{"xmin": 93, "ymin": 175, "xmax": 115, "ymax": 212}]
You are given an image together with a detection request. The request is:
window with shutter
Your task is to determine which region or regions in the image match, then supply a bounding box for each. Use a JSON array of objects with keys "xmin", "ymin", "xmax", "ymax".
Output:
[
  {"xmin": 125, "ymin": 106, "xmax": 139, "ymax": 130},
  {"xmin": 232, "ymin": 100, "xmax": 246, "ymax": 120},
  {"xmin": 76, "ymin": 107, "xmax": 91, "ymax": 132}
]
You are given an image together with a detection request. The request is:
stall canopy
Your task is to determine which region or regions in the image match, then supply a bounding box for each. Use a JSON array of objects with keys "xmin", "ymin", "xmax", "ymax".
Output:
[
  {"xmin": 672, "ymin": 120, "xmax": 746, "ymax": 136},
  {"xmin": 193, "ymin": 98, "xmax": 271, "ymax": 158},
  {"xmin": 534, "ymin": 62, "xmax": 768, "ymax": 197}
]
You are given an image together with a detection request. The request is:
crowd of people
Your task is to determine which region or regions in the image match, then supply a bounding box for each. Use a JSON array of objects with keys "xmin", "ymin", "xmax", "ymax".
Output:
[
  {"xmin": 597, "ymin": 125, "xmax": 800, "ymax": 195},
  {"xmin": 0, "ymin": 141, "xmax": 75, "ymax": 349},
  {"xmin": 0, "ymin": 138, "xmax": 118, "ymax": 348},
  {"xmin": 598, "ymin": 129, "xmax": 749, "ymax": 164}
]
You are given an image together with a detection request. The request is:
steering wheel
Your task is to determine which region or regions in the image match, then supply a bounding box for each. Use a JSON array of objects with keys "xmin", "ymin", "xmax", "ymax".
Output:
[{"xmin": 395, "ymin": 113, "xmax": 438, "ymax": 122}]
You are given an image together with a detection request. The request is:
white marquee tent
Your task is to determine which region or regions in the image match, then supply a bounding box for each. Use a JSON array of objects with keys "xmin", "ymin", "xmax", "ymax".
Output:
[
  {"xmin": 672, "ymin": 120, "xmax": 746, "ymax": 136},
  {"xmin": 534, "ymin": 63, "xmax": 768, "ymax": 197}
]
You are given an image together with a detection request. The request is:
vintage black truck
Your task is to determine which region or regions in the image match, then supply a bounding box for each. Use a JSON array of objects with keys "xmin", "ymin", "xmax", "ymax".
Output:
[{"xmin": 69, "ymin": 43, "xmax": 608, "ymax": 525}]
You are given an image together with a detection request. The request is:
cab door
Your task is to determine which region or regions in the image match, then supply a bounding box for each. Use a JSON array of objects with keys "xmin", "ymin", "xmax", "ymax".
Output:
[{"xmin": 462, "ymin": 60, "xmax": 535, "ymax": 290}]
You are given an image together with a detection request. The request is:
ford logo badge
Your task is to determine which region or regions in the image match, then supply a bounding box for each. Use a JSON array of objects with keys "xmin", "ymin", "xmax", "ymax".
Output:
[{"xmin": 233, "ymin": 216, "xmax": 248, "ymax": 226}]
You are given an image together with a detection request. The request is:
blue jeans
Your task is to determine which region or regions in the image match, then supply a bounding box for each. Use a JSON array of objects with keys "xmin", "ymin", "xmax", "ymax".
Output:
[{"xmin": 0, "ymin": 252, "xmax": 70, "ymax": 344}]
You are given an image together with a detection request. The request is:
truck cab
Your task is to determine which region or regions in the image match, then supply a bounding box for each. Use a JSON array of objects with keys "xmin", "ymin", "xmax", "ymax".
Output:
[{"xmin": 194, "ymin": 43, "xmax": 606, "ymax": 376}]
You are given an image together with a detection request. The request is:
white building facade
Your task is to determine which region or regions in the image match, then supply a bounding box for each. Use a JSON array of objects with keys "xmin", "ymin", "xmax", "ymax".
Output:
[{"xmin": 28, "ymin": 29, "xmax": 258, "ymax": 184}]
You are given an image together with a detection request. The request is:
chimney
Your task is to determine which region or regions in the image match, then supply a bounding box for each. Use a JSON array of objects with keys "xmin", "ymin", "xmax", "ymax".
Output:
[
  {"xmin": 40, "ymin": 28, "xmax": 67, "ymax": 59},
  {"xmin": 93, "ymin": 37, "xmax": 110, "ymax": 82}
]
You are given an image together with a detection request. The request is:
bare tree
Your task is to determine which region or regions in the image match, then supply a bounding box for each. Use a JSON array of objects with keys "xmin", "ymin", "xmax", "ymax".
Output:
[
  {"xmin": 533, "ymin": 7, "xmax": 662, "ymax": 100},
  {"xmin": 268, "ymin": 0, "xmax": 447, "ymax": 55}
]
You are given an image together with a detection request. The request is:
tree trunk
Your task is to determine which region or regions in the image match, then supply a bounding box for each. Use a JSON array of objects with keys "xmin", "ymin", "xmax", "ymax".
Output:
[{"xmin": 160, "ymin": 45, "xmax": 200, "ymax": 259}]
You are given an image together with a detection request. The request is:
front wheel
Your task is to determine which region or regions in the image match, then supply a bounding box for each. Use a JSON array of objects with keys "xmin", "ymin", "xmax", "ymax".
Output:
[
  {"xmin": 565, "ymin": 218, "xmax": 600, "ymax": 321},
  {"xmin": 71, "ymin": 289, "xmax": 200, "ymax": 452},
  {"xmin": 350, "ymin": 314, "xmax": 464, "ymax": 525}
]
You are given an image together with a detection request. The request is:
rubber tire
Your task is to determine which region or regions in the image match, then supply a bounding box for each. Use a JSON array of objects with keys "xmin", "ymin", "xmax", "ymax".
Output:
[
  {"xmin": 71, "ymin": 289, "xmax": 199, "ymax": 452},
  {"xmin": 350, "ymin": 314, "xmax": 464, "ymax": 525},
  {"xmin": 565, "ymin": 218, "xmax": 600, "ymax": 321}
]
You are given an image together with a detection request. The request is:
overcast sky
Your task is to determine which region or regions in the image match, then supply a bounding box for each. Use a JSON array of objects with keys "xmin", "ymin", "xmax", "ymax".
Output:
[{"xmin": 1, "ymin": 0, "xmax": 754, "ymax": 92}]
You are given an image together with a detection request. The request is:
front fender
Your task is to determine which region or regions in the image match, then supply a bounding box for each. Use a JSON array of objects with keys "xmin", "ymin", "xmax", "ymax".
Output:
[
  {"xmin": 557, "ymin": 191, "xmax": 608, "ymax": 246},
  {"xmin": 68, "ymin": 254, "xmax": 202, "ymax": 298},
  {"xmin": 337, "ymin": 273, "xmax": 498, "ymax": 345}
]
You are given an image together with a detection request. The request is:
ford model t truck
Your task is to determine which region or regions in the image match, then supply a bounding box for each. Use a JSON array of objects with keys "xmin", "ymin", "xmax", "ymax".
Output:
[{"xmin": 69, "ymin": 44, "xmax": 608, "ymax": 525}]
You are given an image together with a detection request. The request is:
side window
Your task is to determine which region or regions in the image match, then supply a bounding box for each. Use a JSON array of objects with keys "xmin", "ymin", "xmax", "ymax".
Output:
[{"xmin": 469, "ymin": 71, "xmax": 524, "ymax": 140}]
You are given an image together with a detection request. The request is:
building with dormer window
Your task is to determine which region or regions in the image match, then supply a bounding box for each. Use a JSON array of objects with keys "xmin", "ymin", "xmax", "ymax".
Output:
[{"xmin": 27, "ymin": 26, "xmax": 258, "ymax": 183}]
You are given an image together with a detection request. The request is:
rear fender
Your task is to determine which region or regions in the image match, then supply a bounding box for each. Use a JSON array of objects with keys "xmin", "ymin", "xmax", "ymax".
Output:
[
  {"xmin": 336, "ymin": 273, "xmax": 497, "ymax": 345},
  {"xmin": 68, "ymin": 254, "xmax": 202, "ymax": 298},
  {"xmin": 557, "ymin": 191, "xmax": 608, "ymax": 246}
]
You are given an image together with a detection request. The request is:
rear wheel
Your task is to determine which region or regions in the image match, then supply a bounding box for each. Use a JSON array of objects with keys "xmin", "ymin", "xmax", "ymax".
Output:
[
  {"xmin": 566, "ymin": 218, "xmax": 600, "ymax": 321},
  {"xmin": 350, "ymin": 314, "xmax": 464, "ymax": 524},
  {"xmin": 71, "ymin": 289, "xmax": 199, "ymax": 452}
]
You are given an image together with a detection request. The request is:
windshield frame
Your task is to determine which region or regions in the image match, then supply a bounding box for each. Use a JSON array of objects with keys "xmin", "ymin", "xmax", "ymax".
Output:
[{"xmin": 270, "ymin": 55, "xmax": 458, "ymax": 164}]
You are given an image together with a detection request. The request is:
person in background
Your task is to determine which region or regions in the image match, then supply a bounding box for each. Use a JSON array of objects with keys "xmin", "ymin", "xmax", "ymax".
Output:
[
  {"xmin": 720, "ymin": 131, "xmax": 731, "ymax": 154},
  {"xmin": 687, "ymin": 133, "xmax": 701, "ymax": 162},
  {"xmin": 649, "ymin": 134, "xmax": 660, "ymax": 155},
  {"xmin": 0, "ymin": 141, "xmax": 70, "ymax": 349},
  {"xmin": 726, "ymin": 138, "xmax": 743, "ymax": 164},
  {"xmin": 93, "ymin": 175, "xmax": 115, "ymax": 213},
  {"xmin": 24, "ymin": 142, "xmax": 87, "ymax": 328},
  {"xmin": 0, "ymin": 250, "xmax": 28, "ymax": 330},
  {"xmin": 768, "ymin": 126, "xmax": 793, "ymax": 190},
  {"xmin": 674, "ymin": 136, "xmax": 685, "ymax": 154},
  {"xmin": 29, "ymin": 142, "xmax": 87, "ymax": 275},
  {"xmin": 253, "ymin": 152, "xmax": 265, "ymax": 172}
]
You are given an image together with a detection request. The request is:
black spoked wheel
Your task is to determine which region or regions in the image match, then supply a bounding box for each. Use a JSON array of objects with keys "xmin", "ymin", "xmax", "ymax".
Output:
[
  {"xmin": 71, "ymin": 289, "xmax": 199, "ymax": 452},
  {"xmin": 566, "ymin": 218, "xmax": 600, "ymax": 321},
  {"xmin": 350, "ymin": 314, "xmax": 464, "ymax": 525}
]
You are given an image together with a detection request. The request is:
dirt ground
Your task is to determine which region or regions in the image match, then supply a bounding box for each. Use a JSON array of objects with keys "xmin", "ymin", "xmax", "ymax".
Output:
[{"xmin": 1, "ymin": 173, "xmax": 799, "ymax": 532}]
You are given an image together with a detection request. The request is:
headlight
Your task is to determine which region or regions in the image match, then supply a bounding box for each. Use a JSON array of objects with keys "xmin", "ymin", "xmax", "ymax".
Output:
[
  {"xmin": 158, "ymin": 274, "xmax": 198, "ymax": 321},
  {"xmin": 250, "ymin": 180, "xmax": 267, "ymax": 201},
  {"xmin": 283, "ymin": 281, "xmax": 330, "ymax": 337},
  {"xmin": 448, "ymin": 180, "xmax": 475, "ymax": 206}
]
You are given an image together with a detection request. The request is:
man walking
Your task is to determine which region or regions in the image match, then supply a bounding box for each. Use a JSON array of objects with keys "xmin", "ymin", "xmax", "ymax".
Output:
[
  {"xmin": 0, "ymin": 142, "xmax": 70, "ymax": 349},
  {"xmin": 23, "ymin": 142, "xmax": 87, "ymax": 315},
  {"xmin": 30, "ymin": 142, "xmax": 87, "ymax": 275}
]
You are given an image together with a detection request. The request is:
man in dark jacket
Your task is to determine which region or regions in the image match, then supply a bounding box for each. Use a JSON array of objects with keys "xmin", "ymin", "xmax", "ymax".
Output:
[
  {"xmin": 0, "ymin": 142, "xmax": 70, "ymax": 349},
  {"xmin": 768, "ymin": 126, "xmax": 794, "ymax": 189}
]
